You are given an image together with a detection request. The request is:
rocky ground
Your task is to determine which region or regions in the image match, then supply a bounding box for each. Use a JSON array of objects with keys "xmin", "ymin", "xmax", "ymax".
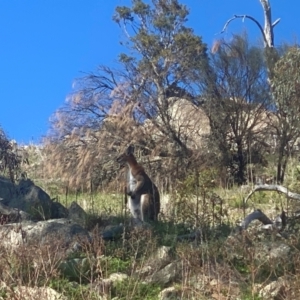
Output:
[{"xmin": 1, "ymin": 176, "xmax": 300, "ymax": 299}]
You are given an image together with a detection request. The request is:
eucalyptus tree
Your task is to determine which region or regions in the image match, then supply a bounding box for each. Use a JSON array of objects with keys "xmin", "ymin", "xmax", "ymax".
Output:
[
  {"xmin": 270, "ymin": 47, "xmax": 300, "ymax": 183},
  {"xmin": 45, "ymin": 0, "xmax": 209, "ymax": 191},
  {"xmin": 50, "ymin": 0, "xmax": 208, "ymax": 151},
  {"xmin": 112, "ymin": 0, "xmax": 208, "ymax": 155},
  {"xmin": 221, "ymin": 1, "xmax": 300, "ymax": 183}
]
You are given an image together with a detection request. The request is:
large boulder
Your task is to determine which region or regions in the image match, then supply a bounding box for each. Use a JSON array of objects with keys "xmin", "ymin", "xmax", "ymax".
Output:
[
  {"xmin": 0, "ymin": 177, "xmax": 68, "ymax": 220},
  {"xmin": 0, "ymin": 176, "xmax": 16, "ymax": 201},
  {"xmin": 0, "ymin": 218, "xmax": 91, "ymax": 253},
  {"xmin": 0, "ymin": 202, "xmax": 31, "ymax": 223}
]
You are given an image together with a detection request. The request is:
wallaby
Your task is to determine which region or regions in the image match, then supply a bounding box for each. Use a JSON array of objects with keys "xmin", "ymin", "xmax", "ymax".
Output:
[{"xmin": 116, "ymin": 145, "xmax": 160, "ymax": 223}]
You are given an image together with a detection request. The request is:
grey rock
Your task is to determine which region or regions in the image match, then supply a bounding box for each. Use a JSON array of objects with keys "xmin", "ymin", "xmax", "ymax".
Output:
[
  {"xmin": 136, "ymin": 246, "xmax": 174, "ymax": 277},
  {"xmin": 12, "ymin": 286, "xmax": 67, "ymax": 300},
  {"xmin": 52, "ymin": 201, "xmax": 69, "ymax": 219},
  {"xmin": 145, "ymin": 260, "xmax": 183, "ymax": 285},
  {"xmin": 90, "ymin": 272, "xmax": 128, "ymax": 297},
  {"xmin": 0, "ymin": 202, "xmax": 31, "ymax": 223},
  {"xmin": 259, "ymin": 276, "xmax": 289, "ymax": 300},
  {"xmin": 0, "ymin": 177, "xmax": 68, "ymax": 220},
  {"xmin": 158, "ymin": 287, "xmax": 181, "ymax": 300},
  {"xmin": 102, "ymin": 224, "xmax": 124, "ymax": 240},
  {"xmin": 68, "ymin": 201, "xmax": 87, "ymax": 228},
  {"xmin": 59, "ymin": 257, "xmax": 93, "ymax": 281},
  {"xmin": 0, "ymin": 218, "xmax": 90, "ymax": 253}
]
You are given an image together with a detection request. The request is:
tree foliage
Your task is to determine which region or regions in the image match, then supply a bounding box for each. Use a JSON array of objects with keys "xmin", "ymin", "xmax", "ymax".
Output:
[
  {"xmin": 220, "ymin": 0, "xmax": 300, "ymax": 185},
  {"xmin": 43, "ymin": 0, "xmax": 300, "ymax": 191},
  {"xmin": 202, "ymin": 35, "xmax": 271, "ymax": 184},
  {"xmin": 113, "ymin": 0, "xmax": 208, "ymax": 154},
  {"xmin": 43, "ymin": 0, "xmax": 209, "ymax": 192},
  {"xmin": 270, "ymin": 46, "xmax": 300, "ymax": 183},
  {"xmin": 0, "ymin": 127, "xmax": 22, "ymax": 182}
]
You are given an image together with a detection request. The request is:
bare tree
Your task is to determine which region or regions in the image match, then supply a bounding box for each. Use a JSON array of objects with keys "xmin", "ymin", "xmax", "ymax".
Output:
[
  {"xmin": 221, "ymin": 0, "xmax": 280, "ymax": 48},
  {"xmin": 221, "ymin": 0, "xmax": 281, "ymax": 83}
]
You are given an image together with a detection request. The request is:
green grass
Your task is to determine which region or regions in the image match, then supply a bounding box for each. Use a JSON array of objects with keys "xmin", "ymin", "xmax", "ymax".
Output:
[
  {"xmin": 112, "ymin": 279, "xmax": 161, "ymax": 300},
  {"xmin": 99, "ymin": 256, "xmax": 132, "ymax": 276},
  {"xmin": 4, "ymin": 156, "xmax": 300, "ymax": 298},
  {"xmin": 49, "ymin": 278, "xmax": 100, "ymax": 300},
  {"xmin": 60, "ymin": 192, "xmax": 125, "ymax": 216}
]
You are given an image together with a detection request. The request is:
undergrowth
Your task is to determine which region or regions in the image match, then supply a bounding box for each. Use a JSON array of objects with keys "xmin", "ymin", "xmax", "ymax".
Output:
[{"xmin": 2, "ymin": 160, "xmax": 300, "ymax": 299}]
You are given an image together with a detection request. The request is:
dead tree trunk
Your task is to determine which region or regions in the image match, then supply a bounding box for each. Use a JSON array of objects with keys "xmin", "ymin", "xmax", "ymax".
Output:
[{"xmin": 221, "ymin": 0, "xmax": 280, "ymax": 48}]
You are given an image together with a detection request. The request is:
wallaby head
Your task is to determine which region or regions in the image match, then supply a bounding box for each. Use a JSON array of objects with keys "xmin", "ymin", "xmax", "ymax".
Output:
[{"xmin": 116, "ymin": 145, "xmax": 136, "ymax": 166}]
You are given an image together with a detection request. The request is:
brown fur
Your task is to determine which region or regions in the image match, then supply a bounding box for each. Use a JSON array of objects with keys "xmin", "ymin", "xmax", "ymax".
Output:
[{"xmin": 117, "ymin": 146, "xmax": 160, "ymax": 222}]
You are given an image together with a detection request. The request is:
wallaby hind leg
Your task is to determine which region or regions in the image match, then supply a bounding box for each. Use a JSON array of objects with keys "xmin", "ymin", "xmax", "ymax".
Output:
[
  {"xmin": 153, "ymin": 195, "xmax": 160, "ymax": 221},
  {"xmin": 128, "ymin": 195, "xmax": 143, "ymax": 224},
  {"xmin": 141, "ymin": 194, "xmax": 156, "ymax": 222}
]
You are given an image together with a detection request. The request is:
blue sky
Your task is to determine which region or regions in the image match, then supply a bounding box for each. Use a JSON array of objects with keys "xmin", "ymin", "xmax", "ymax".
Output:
[{"xmin": 0, "ymin": 0, "xmax": 299, "ymax": 145}]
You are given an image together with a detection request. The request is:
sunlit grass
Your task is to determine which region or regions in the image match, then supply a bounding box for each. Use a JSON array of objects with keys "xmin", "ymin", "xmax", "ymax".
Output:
[{"xmin": 5, "ymin": 151, "xmax": 300, "ymax": 298}]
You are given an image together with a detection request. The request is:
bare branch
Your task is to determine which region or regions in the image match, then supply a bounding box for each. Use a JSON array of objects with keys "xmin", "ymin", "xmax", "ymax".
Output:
[
  {"xmin": 221, "ymin": 0, "xmax": 280, "ymax": 48},
  {"xmin": 245, "ymin": 185, "xmax": 300, "ymax": 204},
  {"xmin": 236, "ymin": 209, "xmax": 286, "ymax": 236},
  {"xmin": 272, "ymin": 18, "xmax": 281, "ymax": 27},
  {"xmin": 220, "ymin": 14, "xmax": 268, "ymax": 46},
  {"xmin": 239, "ymin": 209, "xmax": 273, "ymax": 230}
]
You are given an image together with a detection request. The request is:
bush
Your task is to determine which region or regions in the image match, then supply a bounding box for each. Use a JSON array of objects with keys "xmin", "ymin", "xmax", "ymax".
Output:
[{"xmin": 0, "ymin": 127, "xmax": 22, "ymax": 182}]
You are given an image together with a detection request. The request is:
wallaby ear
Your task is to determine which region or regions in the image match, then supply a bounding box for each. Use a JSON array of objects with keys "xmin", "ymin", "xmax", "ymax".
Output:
[{"xmin": 126, "ymin": 145, "xmax": 135, "ymax": 155}]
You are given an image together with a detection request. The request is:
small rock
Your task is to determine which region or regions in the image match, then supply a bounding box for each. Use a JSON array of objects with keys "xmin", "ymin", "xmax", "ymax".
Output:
[
  {"xmin": 158, "ymin": 287, "xmax": 181, "ymax": 300},
  {"xmin": 259, "ymin": 276, "xmax": 289, "ymax": 299},
  {"xmin": 12, "ymin": 286, "xmax": 66, "ymax": 300},
  {"xmin": 146, "ymin": 260, "xmax": 182, "ymax": 285},
  {"xmin": 109, "ymin": 272, "xmax": 129, "ymax": 282},
  {"xmin": 59, "ymin": 257, "xmax": 93, "ymax": 281},
  {"xmin": 51, "ymin": 201, "xmax": 69, "ymax": 219},
  {"xmin": 68, "ymin": 201, "xmax": 87, "ymax": 228},
  {"xmin": 269, "ymin": 243, "xmax": 290, "ymax": 259},
  {"xmin": 102, "ymin": 224, "xmax": 124, "ymax": 241},
  {"xmin": 136, "ymin": 246, "xmax": 174, "ymax": 277},
  {"xmin": 90, "ymin": 272, "xmax": 128, "ymax": 297}
]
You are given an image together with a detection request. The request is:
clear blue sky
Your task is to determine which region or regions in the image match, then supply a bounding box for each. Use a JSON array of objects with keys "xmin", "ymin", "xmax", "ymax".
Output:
[{"xmin": 0, "ymin": 0, "xmax": 298, "ymax": 144}]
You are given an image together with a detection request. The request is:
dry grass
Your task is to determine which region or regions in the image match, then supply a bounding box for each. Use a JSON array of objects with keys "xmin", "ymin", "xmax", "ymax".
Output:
[
  {"xmin": 3, "ymin": 145, "xmax": 300, "ymax": 298},
  {"xmin": 2, "ymin": 185, "xmax": 300, "ymax": 299}
]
